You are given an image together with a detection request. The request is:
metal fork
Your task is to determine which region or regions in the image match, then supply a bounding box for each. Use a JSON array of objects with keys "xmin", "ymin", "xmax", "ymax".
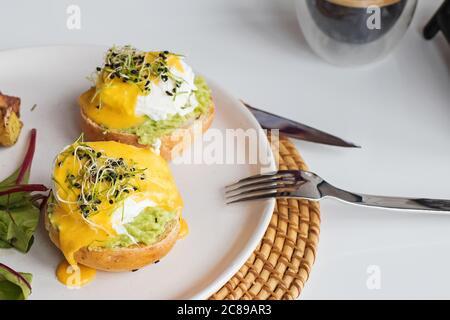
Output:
[{"xmin": 225, "ymin": 170, "xmax": 450, "ymax": 212}]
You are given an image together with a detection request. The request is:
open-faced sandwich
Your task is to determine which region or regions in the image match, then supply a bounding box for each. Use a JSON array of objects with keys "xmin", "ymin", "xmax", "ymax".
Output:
[
  {"xmin": 79, "ymin": 45, "xmax": 214, "ymax": 160},
  {"xmin": 46, "ymin": 139, "xmax": 186, "ymax": 287}
]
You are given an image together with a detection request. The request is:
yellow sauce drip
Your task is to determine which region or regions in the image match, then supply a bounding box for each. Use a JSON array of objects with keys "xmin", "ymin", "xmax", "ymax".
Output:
[
  {"xmin": 178, "ymin": 218, "xmax": 189, "ymax": 239},
  {"xmin": 56, "ymin": 260, "xmax": 96, "ymax": 288},
  {"xmin": 80, "ymin": 80, "xmax": 145, "ymax": 129}
]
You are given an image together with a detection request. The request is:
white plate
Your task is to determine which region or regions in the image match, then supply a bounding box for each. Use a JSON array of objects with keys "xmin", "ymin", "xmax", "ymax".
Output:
[{"xmin": 0, "ymin": 46, "xmax": 276, "ymax": 299}]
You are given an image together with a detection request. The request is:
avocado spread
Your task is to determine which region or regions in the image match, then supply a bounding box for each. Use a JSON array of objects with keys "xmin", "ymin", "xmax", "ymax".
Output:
[
  {"xmin": 103, "ymin": 206, "xmax": 176, "ymax": 248},
  {"xmin": 118, "ymin": 76, "xmax": 212, "ymax": 145}
]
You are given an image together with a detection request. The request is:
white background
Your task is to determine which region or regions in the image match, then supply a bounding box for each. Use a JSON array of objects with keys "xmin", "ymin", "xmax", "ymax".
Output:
[{"xmin": 1, "ymin": 0, "xmax": 449, "ymax": 299}]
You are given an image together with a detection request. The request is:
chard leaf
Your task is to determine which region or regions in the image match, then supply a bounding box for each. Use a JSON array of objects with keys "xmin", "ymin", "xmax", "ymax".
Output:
[
  {"xmin": 0, "ymin": 129, "xmax": 43, "ymax": 252},
  {"xmin": 0, "ymin": 129, "xmax": 36, "ymax": 207},
  {"xmin": 0, "ymin": 263, "xmax": 32, "ymax": 300},
  {"xmin": 0, "ymin": 203, "xmax": 39, "ymax": 253},
  {"xmin": 0, "ymin": 239, "xmax": 12, "ymax": 249}
]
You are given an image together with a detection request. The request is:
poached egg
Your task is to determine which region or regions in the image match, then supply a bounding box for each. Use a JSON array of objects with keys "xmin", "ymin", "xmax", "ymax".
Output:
[
  {"xmin": 80, "ymin": 47, "xmax": 199, "ymax": 130},
  {"xmin": 50, "ymin": 141, "xmax": 185, "ymax": 287}
]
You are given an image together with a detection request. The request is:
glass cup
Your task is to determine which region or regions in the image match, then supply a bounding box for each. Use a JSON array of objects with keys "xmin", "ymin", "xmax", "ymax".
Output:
[{"xmin": 296, "ymin": 0, "xmax": 418, "ymax": 66}]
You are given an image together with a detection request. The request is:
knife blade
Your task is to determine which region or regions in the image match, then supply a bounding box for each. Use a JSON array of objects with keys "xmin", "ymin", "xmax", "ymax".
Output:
[{"xmin": 243, "ymin": 101, "xmax": 360, "ymax": 148}]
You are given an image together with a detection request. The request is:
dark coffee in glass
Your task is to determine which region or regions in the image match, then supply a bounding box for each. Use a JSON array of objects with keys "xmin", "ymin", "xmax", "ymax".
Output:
[{"xmin": 306, "ymin": 0, "xmax": 407, "ymax": 44}]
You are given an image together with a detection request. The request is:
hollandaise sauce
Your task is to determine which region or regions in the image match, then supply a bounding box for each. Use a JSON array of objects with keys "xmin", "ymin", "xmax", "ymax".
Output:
[
  {"xmin": 50, "ymin": 140, "xmax": 184, "ymax": 286},
  {"xmin": 178, "ymin": 218, "xmax": 189, "ymax": 239},
  {"xmin": 56, "ymin": 260, "xmax": 96, "ymax": 288},
  {"xmin": 80, "ymin": 46, "xmax": 195, "ymax": 130}
]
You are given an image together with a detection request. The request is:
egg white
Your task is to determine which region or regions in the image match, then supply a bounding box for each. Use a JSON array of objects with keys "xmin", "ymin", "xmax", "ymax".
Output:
[
  {"xmin": 134, "ymin": 58, "xmax": 199, "ymax": 121},
  {"xmin": 110, "ymin": 196, "xmax": 157, "ymax": 243}
]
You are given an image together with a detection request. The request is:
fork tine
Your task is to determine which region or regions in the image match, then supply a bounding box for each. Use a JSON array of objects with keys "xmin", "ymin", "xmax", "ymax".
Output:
[
  {"xmin": 225, "ymin": 179, "xmax": 298, "ymax": 197},
  {"xmin": 225, "ymin": 171, "xmax": 296, "ymax": 191},
  {"xmin": 226, "ymin": 188, "xmax": 296, "ymax": 204}
]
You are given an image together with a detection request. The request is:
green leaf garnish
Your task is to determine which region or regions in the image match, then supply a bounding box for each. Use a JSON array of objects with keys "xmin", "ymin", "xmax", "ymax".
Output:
[
  {"xmin": 0, "ymin": 263, "xmax": 32, "ymax": 300},
  {"xmin": 0, "ymin": 129, "xmax": 48, "ymax": 252}
]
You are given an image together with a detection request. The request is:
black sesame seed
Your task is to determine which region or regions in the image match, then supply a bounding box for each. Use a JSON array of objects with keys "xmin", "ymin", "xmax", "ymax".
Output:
[
  {"xmin": 165, "ymin": 91, "xmax": 173, "ymax": 96},
  {"xmin": 96, "ymin": 152, "xmax": 102, "ymax": 158},
  {"xmin": 154, "ymin": 260, "xmax": 160, "ymax": 264},
  {"xmin": 96, "ymin": 67, "xmax": 101, "ymax": 71},
  {"xmin": 109, "ymin": 199, "xmax": 114, "ymax": 204}
]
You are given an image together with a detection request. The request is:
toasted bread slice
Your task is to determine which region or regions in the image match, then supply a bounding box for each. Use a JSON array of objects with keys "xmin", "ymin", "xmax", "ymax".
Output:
[
  {"xmin": 79, "ymin": 100, "xmax": 215, "ymax": 161},
  {"xmin": 45, "ymin": 209, "xmax": 180, "ymax": 272}
]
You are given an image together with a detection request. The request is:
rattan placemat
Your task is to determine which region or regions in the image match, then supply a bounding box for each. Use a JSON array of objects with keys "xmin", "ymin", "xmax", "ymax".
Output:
[{"xmin": 210, "ymin": 136, "xmax": 321, "ymax": 300}]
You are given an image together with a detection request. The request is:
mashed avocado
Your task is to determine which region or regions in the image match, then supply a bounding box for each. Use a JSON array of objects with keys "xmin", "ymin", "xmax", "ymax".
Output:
[
  {"xmin": 102, "ymin": 206, "xmax": 176, "ymax": 248},
  {"xmin": 117, "ymin": 76, "xmax": 212, "ymax": 145}
]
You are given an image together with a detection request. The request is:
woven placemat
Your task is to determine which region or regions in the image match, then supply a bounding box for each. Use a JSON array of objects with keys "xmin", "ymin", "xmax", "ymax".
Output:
[{"xmin": 210, "ymin": 136, "xmax": 321, "ymax": 300}]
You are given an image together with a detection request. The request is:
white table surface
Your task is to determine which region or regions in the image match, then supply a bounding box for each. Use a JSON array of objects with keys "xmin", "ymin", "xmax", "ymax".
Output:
[{"xmin": 1, "ymin": 0, "xmax": 449, "ymax": 299}]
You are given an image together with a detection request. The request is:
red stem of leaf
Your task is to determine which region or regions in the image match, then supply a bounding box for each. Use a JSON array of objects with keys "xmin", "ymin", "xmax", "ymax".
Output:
[
  {"xmin": 0, "ymin": 184, "xmax": 48, "ymax": 196},
  {"xmin": 0, "ymin": 263, "xmax": 32, "ymax": 291},
  {"xmin": 16, "ymin": 128, "xmax": 37, "ymax": 184},
  {"xmin": 39, "ymin": 191, "xmax": 50, "ymax": 217}
]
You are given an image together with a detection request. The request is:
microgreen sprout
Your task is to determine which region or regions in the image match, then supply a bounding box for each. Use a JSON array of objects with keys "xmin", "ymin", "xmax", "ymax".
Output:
[
  {"xmin": 55, "ymin": 142, "xmax": 146, "ymax": 218},
  {"xmin": 94, "ymin": 45, "xmax": 185, "ymax": 97}
]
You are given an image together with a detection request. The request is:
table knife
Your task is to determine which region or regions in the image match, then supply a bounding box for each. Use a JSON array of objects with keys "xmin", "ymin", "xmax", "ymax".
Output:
[{"xmin": 243, "ymin": 101, "xmax": 360, "ymax": 148}]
